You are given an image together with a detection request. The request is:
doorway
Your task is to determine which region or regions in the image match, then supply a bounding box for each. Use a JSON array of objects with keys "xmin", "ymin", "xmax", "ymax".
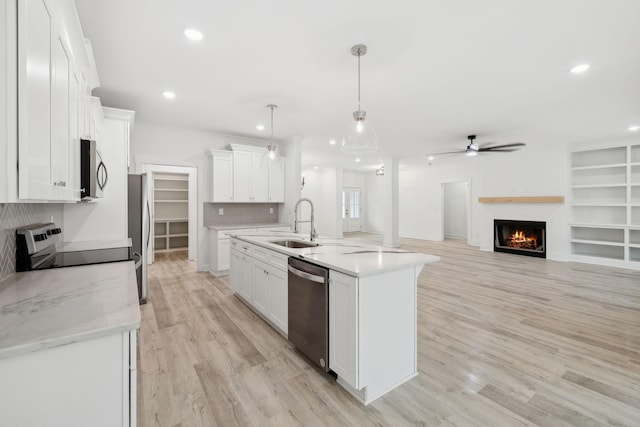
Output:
[
  {"xmin": 441, "ymin": 181, "xmax": 470, "ymax": 242},
  {"xmin": 342, "ymin": 187, "xmax": 362, "ymax": 232},
  {"xmin": 140, "ymin": 164, "xmax": 197, "ymax": 263}
]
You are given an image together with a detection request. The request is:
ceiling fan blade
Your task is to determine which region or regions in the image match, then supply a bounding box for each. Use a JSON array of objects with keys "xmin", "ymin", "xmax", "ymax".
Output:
[
  {"xmin": 480, "ymin": 143, "xmax": 526, "ymax": 150},
  {"xmin": 477, "ymin": 147, "xmax": 521, "ymax": 152},
  {"xmin": 432, "ymin": 150, "xmax": 467, "ymax": 155}
]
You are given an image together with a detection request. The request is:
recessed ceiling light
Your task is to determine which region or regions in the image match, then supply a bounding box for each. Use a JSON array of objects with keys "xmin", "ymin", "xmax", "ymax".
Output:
[
  {"xmin": 314, "ymin": 166, "xmax": 319, "ymax": 170},
  {"xmin": 628, "ymin": 125, "xmax": 640, "ymax": 132},
  {"xmin": 570, "ymin": 64, "xmax": 590, "ymax": 74},
  {"xmin": 355, "ymin": 158, "xmax": 361, "ymax": 163},
  {"xmin": 184, "ymin": 28, "xmax": 203, "ymax": 41},
  {"xmin": 427, "ymin": 155, "xmax": 434, "ymax": 161},
  {"xmin": 162, "ymin": 91, "xmax": 176, "ymax": 99},
  {"xmin": 329, "ymin": 139, "xmax": 336, "ymax": 145},
  {"xmin": 256, "ymin": 124, "xmax": 265, "ymax": 131}
]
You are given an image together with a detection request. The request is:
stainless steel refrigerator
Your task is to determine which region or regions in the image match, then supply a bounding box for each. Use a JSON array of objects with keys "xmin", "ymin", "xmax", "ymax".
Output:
[{"xmin": 128, "ymin": 174, "xmax": 150, "ymax": 304}]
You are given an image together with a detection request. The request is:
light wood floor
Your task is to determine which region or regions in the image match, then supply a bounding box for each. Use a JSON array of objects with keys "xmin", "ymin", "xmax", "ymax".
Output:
[{"xmin": 139, "ymin": 235, "xmax": 640, "ymax": 426}]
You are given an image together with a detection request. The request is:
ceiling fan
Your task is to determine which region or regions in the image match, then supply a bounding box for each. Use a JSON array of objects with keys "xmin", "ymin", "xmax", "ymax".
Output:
[{"xmin": 432, "ymin": 135, "xmax": 526, "ymax": 158}]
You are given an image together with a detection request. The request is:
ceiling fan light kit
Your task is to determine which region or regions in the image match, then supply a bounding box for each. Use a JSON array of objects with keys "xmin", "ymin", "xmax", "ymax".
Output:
[{"xmin": 342, "ymin": 44, "xmax": 379, "ymax": 154}]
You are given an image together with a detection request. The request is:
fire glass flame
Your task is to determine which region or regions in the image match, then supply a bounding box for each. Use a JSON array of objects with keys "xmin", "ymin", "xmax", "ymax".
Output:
[{"xmin": 507, "ymin": 229, "xmax": 537, "ymax": 249}]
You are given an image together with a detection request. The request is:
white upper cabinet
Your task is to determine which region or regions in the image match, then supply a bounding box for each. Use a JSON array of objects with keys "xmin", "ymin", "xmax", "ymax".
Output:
[
  {"xmin": 209, "ymin": 144, "xmax": 285, "ymax": 203},
  {"xmin": 17, "ymin": 0, "xmax": 55, "ymax": 200},
  {"xmin": 268, "ymin": 160, "xmax": 285, "ymax": 202},
  {"xmin": 1, "ymin": 0, "xmax": 99, "ymax": 202},
  {"xmin": 208, "ymin": 150, "xmax": 234, "ymax": 202}
]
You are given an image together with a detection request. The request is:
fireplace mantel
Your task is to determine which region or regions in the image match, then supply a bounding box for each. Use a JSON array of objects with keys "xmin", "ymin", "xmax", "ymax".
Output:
[{"xmin": 478, "ymin": 196, "xmax": 564, "ymax": 204}]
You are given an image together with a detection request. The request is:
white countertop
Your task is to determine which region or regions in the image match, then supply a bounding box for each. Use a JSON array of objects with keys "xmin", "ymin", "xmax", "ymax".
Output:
[
  {"xmin": 207, "ymin": 223, "xmax": 291, "ymax": 231},
  {"xmin": 58, "ymin": 238, "xmax": 132, "ymax": 252},
  {"xmin": 232, "ymin": 232, "xmax": 439, "ymax": 277},
  {"xmin": 0, "ymin": 261, "xmax": 141, "ymax": 360}
]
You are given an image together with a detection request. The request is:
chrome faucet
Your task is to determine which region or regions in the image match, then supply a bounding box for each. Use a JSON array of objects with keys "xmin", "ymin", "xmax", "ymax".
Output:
[{"xmin": 294, "ymin": 198, "xmax": 317, "ymax": 241}]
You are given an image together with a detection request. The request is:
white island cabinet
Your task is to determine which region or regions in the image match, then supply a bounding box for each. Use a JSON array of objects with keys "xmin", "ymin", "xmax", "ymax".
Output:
[
  {"xmin": 228, "ymin": 232, "xmax": 438, "ymax": 404},
  {"xmin": 0, "ymin": 262, "xmax": 140, "ymax": 427}
]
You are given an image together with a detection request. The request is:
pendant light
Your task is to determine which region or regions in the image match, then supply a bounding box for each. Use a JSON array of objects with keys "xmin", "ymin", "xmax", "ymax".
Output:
[
  {"xmin": 262, "ymin": 104, "xmax": 281, "ymax": 164},
  {"xmin": 342, "ymin": 44, "xmax": 378, "ymax": 153}
]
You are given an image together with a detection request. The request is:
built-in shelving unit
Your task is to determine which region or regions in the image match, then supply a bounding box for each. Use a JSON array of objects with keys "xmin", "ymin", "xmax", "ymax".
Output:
[
  {"xmin": 154, "ymin": 174, "xmax": 189, "ymax": 252},
  {"xmin": 569, "ymin": 142, "xmax": 640, "ymax": 269}
]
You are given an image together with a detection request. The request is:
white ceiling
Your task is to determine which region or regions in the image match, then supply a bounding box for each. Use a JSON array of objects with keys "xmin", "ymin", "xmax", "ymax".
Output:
[{"xmin": 75, "ymin": 0, "xmax": 640, "ymax": 171}]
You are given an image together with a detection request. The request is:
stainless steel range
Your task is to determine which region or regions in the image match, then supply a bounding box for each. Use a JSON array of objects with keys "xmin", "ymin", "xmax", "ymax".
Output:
[{"xmin": 16, "ymin": 223, "xmax": 134, "ymax": 280}]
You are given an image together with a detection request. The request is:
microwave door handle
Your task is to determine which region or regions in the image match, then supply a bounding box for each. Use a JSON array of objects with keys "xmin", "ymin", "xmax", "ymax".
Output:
[{"xmin": 97, "ymin": 161, "xmax": 108, "ymax": 190}]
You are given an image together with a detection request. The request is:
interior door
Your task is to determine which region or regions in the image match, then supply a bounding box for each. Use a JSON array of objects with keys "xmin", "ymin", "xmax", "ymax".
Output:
[{"xmin": 342, "ymin": 188, "xmax": 362, "ymax": 232}]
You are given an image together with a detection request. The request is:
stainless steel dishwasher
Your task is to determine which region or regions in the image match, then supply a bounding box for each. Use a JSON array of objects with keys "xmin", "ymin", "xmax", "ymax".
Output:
[{"xmin": 288, "ymin": 257, "xmax": 330, "ymax": 371}]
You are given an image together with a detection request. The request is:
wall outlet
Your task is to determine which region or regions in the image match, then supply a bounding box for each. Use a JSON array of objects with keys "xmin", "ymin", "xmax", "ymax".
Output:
[
  {"xmin": 219, "ymin": 208, "xmax": 224, "ymax": 215},
  {"xmin": 269, "ymin": 208, "xmax": 274, "ymax": 214}
]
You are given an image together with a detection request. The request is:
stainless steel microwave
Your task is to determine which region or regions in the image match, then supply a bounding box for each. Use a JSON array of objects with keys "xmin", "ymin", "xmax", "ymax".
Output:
[{"xmin": 80, "ymin": 139, "xmax": 107, "ymax": 200}]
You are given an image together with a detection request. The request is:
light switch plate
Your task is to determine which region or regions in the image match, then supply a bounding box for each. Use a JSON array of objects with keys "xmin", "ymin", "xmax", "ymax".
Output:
[
  {"xmin": 219, "ymin": 208, "xmax": 224, "ymax": 215},
  {"xmin": 269, "ymin": 208, "xmax": 273, "ymax": 214}
]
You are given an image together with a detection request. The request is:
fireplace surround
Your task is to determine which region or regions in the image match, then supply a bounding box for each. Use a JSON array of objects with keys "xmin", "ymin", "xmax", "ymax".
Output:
[{"xmin": 494, "ymin": 219, "xmax": 546, "ymax": 258}]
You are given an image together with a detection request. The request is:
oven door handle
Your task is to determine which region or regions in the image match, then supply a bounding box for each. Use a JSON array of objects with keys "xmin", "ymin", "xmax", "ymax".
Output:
[{"xmin": 287, "ymin": 265, "xmax": 325, "ymax": 283}]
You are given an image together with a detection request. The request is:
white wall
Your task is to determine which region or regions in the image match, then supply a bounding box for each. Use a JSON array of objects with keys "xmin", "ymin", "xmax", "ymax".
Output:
[
  {"xmin": 366, "ymin": 144, "xmax": 569, "ymax": 260},
  {"xmin": 300, "ymin": 167, "xmax": 343, "ymax": 238},
  {"xmin": 443, "ymin": 182, "xmax": 468, "ymax": 240},
  {"xmin": 129, "ymin": 122, "xmax": 300, "ymax": 271}
]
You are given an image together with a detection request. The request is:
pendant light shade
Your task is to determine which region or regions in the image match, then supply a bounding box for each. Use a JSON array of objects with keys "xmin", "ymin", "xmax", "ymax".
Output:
[
  {"xmin": 342, "ymin": 44, "xmax": 378, "ymax": 154},
  {"xmin": 261, "ymin": 104, "xmax": 281, "ymax": 165}
]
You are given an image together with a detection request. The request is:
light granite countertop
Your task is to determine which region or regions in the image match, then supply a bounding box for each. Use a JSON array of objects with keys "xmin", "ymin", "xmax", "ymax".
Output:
[
  {"xmin": 0, "ymin": 261, "xmax": 141, "ymax": 360},
  {"xmin": 207, "ymin": 223, "xmax": 291, "ymax": 231},
  {"xmin": 232, "ymin": 232, "xmax": 440, "ymax": 277}
]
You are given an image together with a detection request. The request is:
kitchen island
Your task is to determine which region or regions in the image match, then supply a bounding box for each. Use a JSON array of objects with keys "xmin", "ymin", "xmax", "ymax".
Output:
[
  {"xmin": 0, "ymin": 261, "xmax": 140, "ymax": 427},
  {"xmin": 229, "ymin": 231, "xmax": 439, "ymax": 405}
]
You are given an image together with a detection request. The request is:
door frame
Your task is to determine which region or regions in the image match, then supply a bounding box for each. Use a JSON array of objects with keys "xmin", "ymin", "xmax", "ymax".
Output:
[
  {"xmin": 139, "ymin": 163, "xmax": 197, "ymax": 262},
  {"xmin": 342, "ymin": 187, "xmax": 363, "ymax": 232},
  {"xmin": 440, "ymin": 179, "xmax": 471, "ymax": 243}
]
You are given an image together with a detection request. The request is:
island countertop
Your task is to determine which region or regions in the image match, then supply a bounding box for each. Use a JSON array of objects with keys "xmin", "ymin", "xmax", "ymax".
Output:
[
  {"xmin": 232, "ymin": 232, "xmax": 439, "ymax": 277},
  {"xmin": 0, "ymin": 261, "xmax": 141, "ymax": 361}
]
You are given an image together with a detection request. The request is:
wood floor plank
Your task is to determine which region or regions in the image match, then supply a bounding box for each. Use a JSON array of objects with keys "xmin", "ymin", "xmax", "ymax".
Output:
[{"xmin": 138, "ymin": 236, "xmax": 640, "ymax": 427}]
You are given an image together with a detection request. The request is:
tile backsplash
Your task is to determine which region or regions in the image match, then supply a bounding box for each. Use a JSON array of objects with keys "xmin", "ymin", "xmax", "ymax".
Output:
[
  {"xmin": 0, "ymin": 203, "xmax": 63, "ymax": 282},
  {"xmin": 204, "ymin": 203, "xmax": 281, "ymax": 226}
]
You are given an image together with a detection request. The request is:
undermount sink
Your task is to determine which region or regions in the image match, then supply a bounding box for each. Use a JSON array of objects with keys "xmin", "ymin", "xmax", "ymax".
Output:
[{"xmin": 270, "ymin": 240, "xmax": 320, "ymax": 249}]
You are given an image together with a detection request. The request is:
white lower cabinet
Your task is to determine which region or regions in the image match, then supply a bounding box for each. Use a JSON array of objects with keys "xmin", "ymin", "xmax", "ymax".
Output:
[
  {"xmin": 329, "ymin": 267, "xmax": 419, "ymax": 405},
  {"xmin": 252, "ymin": 260, "xmax": 271, "ymax": 317},
  {"xmin": 0, "ymin": 330, "xmax": 138, "ymax": 427},
  {"xmin": 329, "ymin": 270, "xmax": 359, "ymax": 389},
  {"xmin": 229, "ymin": 237, "xmax": 288, "ymax": 335}
]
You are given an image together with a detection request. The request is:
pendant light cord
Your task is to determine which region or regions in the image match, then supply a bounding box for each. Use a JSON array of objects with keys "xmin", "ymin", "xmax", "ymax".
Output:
[
  {"xmin": 357, "ymin": 51, "xmax": 361, "ymax": 112},
  {"xmin": 270, "ymin": 105, "xmax": 274, "ymax": 141}
]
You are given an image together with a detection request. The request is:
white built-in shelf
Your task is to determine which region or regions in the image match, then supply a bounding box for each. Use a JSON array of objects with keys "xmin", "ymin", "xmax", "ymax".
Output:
[
  {"xmin": 154, "ymin": 174, "xmax": 189, "ymax": 253},
  {"xmin": 571, "ymin": 203, "xmax": 627, "ymax": 207},
  {"xmin": 571, "ymin": 184, "xmax": 627, "ymax": 189},
  {"xmin": 570, "ymin": 163, "xmax": 627, "ymax": 171},
  {"xmin": 569, "ymin": 142, "xmax": 640, "ymax": 268},
  {"xmin": 570, "ymin": 239, "xmax": 625, "ymax": 247}
]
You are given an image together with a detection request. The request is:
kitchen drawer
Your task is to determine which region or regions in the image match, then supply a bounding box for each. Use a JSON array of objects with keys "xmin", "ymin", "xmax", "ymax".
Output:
[
  {"xmin": 252, "ymin": 245, "xmax": 269, "ymax": 262},
  {"xmin": 232, "ymin": 239, "xmax": 253, "ymax": 256},
  {"xmin": 268, "ymin": 251, "xmax": 288, "ymax": 271}
]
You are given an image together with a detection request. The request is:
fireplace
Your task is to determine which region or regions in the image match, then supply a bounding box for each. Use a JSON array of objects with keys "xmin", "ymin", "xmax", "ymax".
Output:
[{"xmin": 494, "ymin": 219, "xmax": 546, "ymax": 258}]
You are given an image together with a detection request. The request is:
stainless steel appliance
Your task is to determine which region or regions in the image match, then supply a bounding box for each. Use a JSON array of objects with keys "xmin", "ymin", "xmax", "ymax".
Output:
[
  {"xmin": 80, "ymin": 139, "xmax": 107, "ymax": 200},
  {"xmin": 16, "ymin": 223, "xmax": 132, "ymax": 271},
  {"xmin": 288, "ymin": 257, "xmax": 330, "ymax": 371},
  {"xmin": 128, "ymin": 174, "xmax": 150, "ymax": 304}
]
